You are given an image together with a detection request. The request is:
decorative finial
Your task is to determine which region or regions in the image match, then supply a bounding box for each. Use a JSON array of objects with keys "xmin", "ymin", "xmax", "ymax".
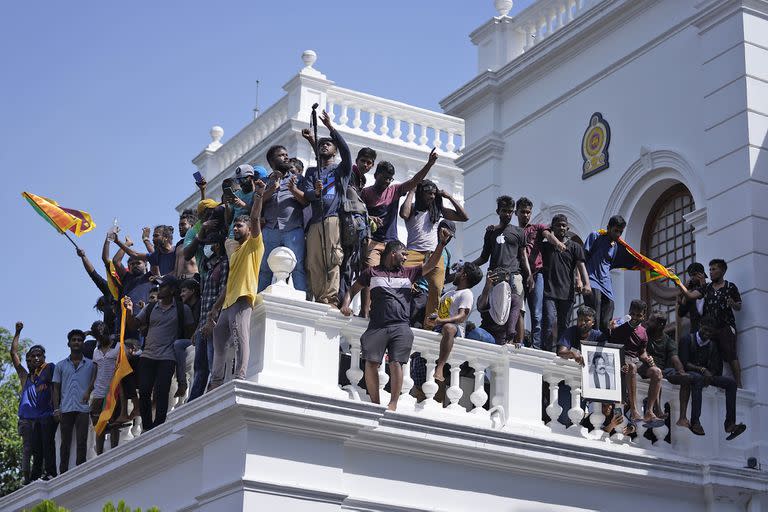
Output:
[
  {"xmin": 207, "ymin": 125, "xmax": 224, "ymax": 151},
  {"xmin": 494, "ymin": 0, "xmax": 513, "ymax": 16},
  {"xmin": 302, "ymin": 50, "xmax": 317, "ymax": 69}
]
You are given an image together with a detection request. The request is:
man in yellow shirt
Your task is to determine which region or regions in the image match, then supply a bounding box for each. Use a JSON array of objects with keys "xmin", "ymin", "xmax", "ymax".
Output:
[{"xmin": 208, "ymin": 179, "xmax": 266, "ymax": 389}]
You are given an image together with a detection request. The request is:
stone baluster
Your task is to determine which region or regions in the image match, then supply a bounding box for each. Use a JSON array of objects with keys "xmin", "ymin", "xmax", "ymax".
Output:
[
  {"xmin": 446, "ymin": 358, "xmax": 464, "ymax": 412},
  {"xmin": 418, "ymin": 124, "xmax": 429, "ymax": 146},
  {"xmin": 489, "ymin": 363, "xmax": 506, "ymax": 411},
  {"xmin": 406, "ymin": 121, "xmax": 416, "ymax": 143},
  {"xmin": 378, "ymin": 358, "xmax": 390, "ymax": 406},
  {"xmin": 344, "ymin": 336, "xmax": 366, "ymax": 401},
  {"xmin": 339, "ymin": 103, "xmax": 349, "ymax": 126},
  {"xmin": 539, "ymin": 16, "xmax": 548, "ymax": 39},
  {"xmin": 652, "ymin": 405, "xmax": 670, "ymax": 448},
  {"xmin": 470, "ymin": 360, "xmax": 489, "ymax": 415},
  {"xmin": 399, "ymin": 357, "xmax": 416, "ymax": 409},
  {"xmin": 527, "ymin": 24, "xmax": 537, "ymax": 50},
  {"xmin": 366, "ymin": 109, "xmax": 377, "ymax": 132},
  {"xmin": 420, "ymin": 352, "xmax": 441, "ymax": 410},
  {"xmin": 634, "ymin": 422, "xmax": 654, "ymax": 449},
  {"xmin": 352, "ymin": 106, "xmax": 362, "ymax": 129},
  {"xmin": 433, "ymin": 127, "xmax": 443, "ymax": 151},
  {"xmin": 545, "ymin": 375, "xmax": 564, "ymax": 431},
  {"xmin": 567, "ymin": 0, "xmax": 575, "ymax": 21},
  {"xmin": 446, "ymin": 131, "xmax": 456, "ymax": 152},
  {"xmin": 379, "ymin": 113, "xmax": 390, "ymax": 137},
  {"xmin": 391, "ymin": 117, "xmax": 402, "ymax": 139},
  {"xmin": 326, "ymin": 101, "xmax": 336, "ymax": 122},
  {"xmin": 566, "ymin": 377, "xmax": 585, "ymax": 433},
  {"xmin": 589, "ymin": 401, "xmax": 606, "ymax": 440},
  {"xmin": 550, "ymin": 9, "xmax": 558, "ymax": 32}
]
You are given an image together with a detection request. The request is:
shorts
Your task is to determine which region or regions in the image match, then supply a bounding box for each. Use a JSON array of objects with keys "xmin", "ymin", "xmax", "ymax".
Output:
[
  {"xmin": 366, "ymin": 240, "xmax": 386, "ymax": 267},
  {"xmin": 624, "ymin": 355, "xmax": 643, "ymax": 372},
  {"xmin": 433, "ymin": 322, "xmax": 465, "ymax": 338},
  {"xmin": 510, "ymin": 273, "xmax": 526, "ymax": 314},
  {"xmin": 716, "ymin": 325, "xmax": 737, "ymax": 362},
  {"xmin": 360, "ymin": 323, "xmax": 414, "ymax": 364}
]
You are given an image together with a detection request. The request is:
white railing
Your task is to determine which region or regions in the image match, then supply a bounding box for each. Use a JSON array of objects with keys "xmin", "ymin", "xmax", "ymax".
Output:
[
  {"xmin": 514, "ymin": 0, "xmax": 596, "ymax": 52},
  {"xmin": 214, "ymin": 96, "xmax": 290, "ymax": 171},
  {"xmin": 325, "ymin": 86, "xmax": 464, "ymax": 157}
]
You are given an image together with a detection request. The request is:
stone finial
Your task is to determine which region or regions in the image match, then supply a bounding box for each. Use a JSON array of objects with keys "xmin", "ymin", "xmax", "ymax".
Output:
[
  {"xmin": 207, "ymin": 125, "xmax": 224, "ymax": 151},
  {"xmin": 495, "ymin": 0, "xmax": 513, "ymax": 16},
  {"xmin": 263, "ymin": 247, "xmax": 304, "ymax": 299},
  {"xmin": 302, "ymin": 49, "xmax": 317, "ymax": 69}
]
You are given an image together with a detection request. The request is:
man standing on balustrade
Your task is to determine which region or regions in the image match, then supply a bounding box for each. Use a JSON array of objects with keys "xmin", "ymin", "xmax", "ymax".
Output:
[
  {"xmin": 583, "ymin": 215, "xmax": 627, "ymax": 334},
  {"xmin": 301, "ymin": 111, "xmax": 351, "ymax": 307},
  {"xmin": 340, "ymin": 227, "xmax": 451, "ymax": 411}
]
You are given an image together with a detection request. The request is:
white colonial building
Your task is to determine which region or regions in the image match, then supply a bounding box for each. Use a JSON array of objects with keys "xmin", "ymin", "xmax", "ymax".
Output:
[{"xmin": 2, "ymin": 1, "xmax": 767, "ymax": 511}]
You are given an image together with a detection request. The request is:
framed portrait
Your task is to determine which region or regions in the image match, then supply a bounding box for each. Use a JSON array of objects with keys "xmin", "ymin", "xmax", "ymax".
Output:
[{"xmin": 580, "ymin": 341, "xmax": 625, "ymax": 403}]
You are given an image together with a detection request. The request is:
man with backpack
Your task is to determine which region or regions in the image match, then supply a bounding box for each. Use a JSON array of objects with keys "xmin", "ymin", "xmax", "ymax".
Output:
[{"xmin": 123, "ymin": 275, "xmax": 194, "ymax": 432}]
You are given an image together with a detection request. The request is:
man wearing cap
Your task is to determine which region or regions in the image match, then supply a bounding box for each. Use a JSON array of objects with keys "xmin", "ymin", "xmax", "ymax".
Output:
[
  {"xmin": 209, "ymin": 179, "xmax": 266, "ymax": 389},
  {"xmin": 259, "ymin": 144, "xmax": 308, "ymax": 293},
  {"xmin": 300, "ymin": 111, "xmax": 351, "ymax": 307},
  {"xmin": 225, "ymin": 163, "xmax": 269, "ymax": 257},
  {"xmin": 123, "ymin": 275, "xmax": 195, "ymax": 431}
]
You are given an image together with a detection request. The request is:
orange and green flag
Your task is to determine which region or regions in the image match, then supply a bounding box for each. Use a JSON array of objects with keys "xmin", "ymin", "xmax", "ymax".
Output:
[
  {"xmin": 598, "ymin": 229, "xmax": 680, "ymax": 284},
  {"xmin": 22, "ymin": 191, "xmax": 95, "ymax": 237},
  {"xmin": 95, "ymin": 298, "xmax": 133, "ymax": 435}
]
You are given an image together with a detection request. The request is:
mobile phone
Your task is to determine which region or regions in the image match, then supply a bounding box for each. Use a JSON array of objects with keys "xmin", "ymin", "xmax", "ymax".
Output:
[
  {"xmin": 193, "ymin": 171, "xmax": 203, "ymax": 184},
  {"xmin": 613, "ymin": 406, "xmax": 623, "ymax": 419},
  {"xmin": 223, "ymin": 186, "xmax": 234, "ymax": 197}
]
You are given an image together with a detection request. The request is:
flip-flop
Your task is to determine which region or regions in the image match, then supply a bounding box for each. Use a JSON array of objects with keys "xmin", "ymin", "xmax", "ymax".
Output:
[
  {"xmin": 642, "ymin": 418, "xmax": 666, "ymax": 429},
  {"xmin": 725, "ymin": 423, "xmax": 746, "ymax": 441},
  {"xmin": 688, "ymin": 423, "xmax": 705, "ymax": 436}
]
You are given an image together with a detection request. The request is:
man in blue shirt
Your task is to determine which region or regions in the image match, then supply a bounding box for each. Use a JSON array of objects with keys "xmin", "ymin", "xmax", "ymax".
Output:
[
  {"xmin": 583, "ymin": 215, "xmax": 627, "ymax": 333},
  {"xmin": 258, "ymin": 144, "xmax": 308, "ymax": 292},
  {"xmin": 52, "ymin": 329, "xmax": 95, "ymax": 474},
  {"xmin": 11, "ymin": 322, "xmax": 57, "ymax": 483},
  {"xmin": 301, "ymin": 111, "xmax": 351, "ymax": 307}
]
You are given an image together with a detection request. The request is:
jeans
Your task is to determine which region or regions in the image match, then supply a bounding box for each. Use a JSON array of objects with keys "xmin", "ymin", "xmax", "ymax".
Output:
[
  {"xmin": 59, "ymin": 411, "xmax": 89, "ymax": 474},
  {"xmin": 466, "ymin": 327, "xmax": 496, "ymax": 344},
  {"xmin": 259, "ymin": 227, "xmax": 307, "ymax": 293},
  {"xmin": 137, "ymin": 358, "xmax": 176, "ymax": 431},
  {"xmin": 541, "ymin": 298, "xmax": 573, "ymax": 352},
  {"xmin": 211, "ymin": 297, "xmax": 252, "ymax": 387},
  {"xmin": 688, "ymin": 372, "xmax": 737, "ymax": 426},
  {"xmin": 583, "ymin": 288, "xmax": 614, "ymax": 334},
  {"xmin": 173, "ymin": 338, "xmax": 193, "ymax": 386},
  {"xmin": 527, "ymin": 272, "xmax": 544, "ymax": 348},
  {"xmin": 189, "ymin": 331, "xmax": 214, "ymax": 401},
  {"xmin": 19, "ymin": 417, "xmax": 57, "ymax": 481}
]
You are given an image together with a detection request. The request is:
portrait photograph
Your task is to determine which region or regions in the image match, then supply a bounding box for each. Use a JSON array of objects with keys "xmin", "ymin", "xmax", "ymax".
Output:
[{"xmin": 581, "ymin": 341, "xmax": 625, "ymax": 403}]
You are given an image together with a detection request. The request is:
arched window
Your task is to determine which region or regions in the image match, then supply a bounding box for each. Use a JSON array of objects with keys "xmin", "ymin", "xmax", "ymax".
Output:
[{"xmin": 641, "ymin": 184, "xmax": 696, "ymax": 326}]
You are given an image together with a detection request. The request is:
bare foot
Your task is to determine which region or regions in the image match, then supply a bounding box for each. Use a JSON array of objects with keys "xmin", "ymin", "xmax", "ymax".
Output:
[
  {"xmin": 386, "ymin": 402, "xmax": 398, "ymax": 411},
  {"xmin": 676, "ymin": 418, "xmax": 691, "ymax": 428}
]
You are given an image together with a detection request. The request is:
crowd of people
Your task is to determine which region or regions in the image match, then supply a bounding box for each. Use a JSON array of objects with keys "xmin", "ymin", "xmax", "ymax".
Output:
[{"xmin": 10, "ymin": 111, "xmax": 746, "ymax": 485}]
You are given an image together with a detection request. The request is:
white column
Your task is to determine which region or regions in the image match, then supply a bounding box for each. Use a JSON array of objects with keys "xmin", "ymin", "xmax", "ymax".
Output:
[
  {"xmin": 391, "ymin": 117, "xmax": 402, "ymax": 139},
  {"xmin": 566, "ymin": 377, "xmax": 585, "ymax": 433},
  {"xmin": 545, "ymin": 375, "xmax": 564, "ymax": 431},
  {"xmin": 366, "ymin": 109, "xmax": 377, "ymax": 132},
  {"xmin": 446, "ymin": 131, "xmax": 456, "ymax": 152},
  {"xmin": 379, "ymin": 113, "xmax": 389, "ymax": 137},
  {"xmin": 446, "ymin": 358, "xmax": 465, "ymax": 412},
  {"xmin": 589, "ymin": 401, "xmax": 606, "ymax": 440},
  {"xmin": 343, "ymin": 335, "xmax": 367, "ymax": 401},
  {"xmin": 352, "ymin": 107, "xmax": 362, "ymax": 129},
  {"xmin": 338, "ymin": 103, "xmax": 349, "ymax": 125},
  {"xmin": 399, "ymin": 358, "xmax": 416, "ymax": 409},
  {"xmin": 420, "ymin": 352, "xmax": 441, "ymax": 410},
  {"xmin": 326, "ymin": 101, "xmax": 336, "ymax": 122},
  {"xmin": 470, "ymin": 361, "xmax": 489, "ymax": 415},
  {"xmin": 418, "ymin": 124, "xmax": 429, "ymax": 146},
  {"xmin": 406, "ymin": 121, "xmax": 416, "ymax": 143}
]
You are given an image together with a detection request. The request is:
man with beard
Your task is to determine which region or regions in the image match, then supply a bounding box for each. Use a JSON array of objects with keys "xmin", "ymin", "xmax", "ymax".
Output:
[
  {"xmin": 301, "ymin": 111, "xmax": 351, "ymax": 307},
  {"xmin": 11, "ymin": 322, "xmax": 57, "ymax": 483},
  {"xmin": 583, "ymin": 215, "xmax": 627, "ymax": 334},
  {"xmin": 472, "ymin": 195, "xmax": 533, "ymax": 345},
  {"xmin": 400, "ymin": 180, "xmax": 469, "ymax": 328},
  {"xmin": 340, "ymin": 227, "xmax": 451, "ymax": 411},
  {"xmin": 114, "ymin": 225, "xmax": 177, "ymax": 277},
  {"xmin": 209, "ymin": 179, "xmax": 266, "ymax": 388},
  {"xmin": 224, "ymin": 163, "xmax": 269, "ymax": 257},
  {"xmin": 258, "ymin": 144, "xmax": 308, "ymax": 292}
]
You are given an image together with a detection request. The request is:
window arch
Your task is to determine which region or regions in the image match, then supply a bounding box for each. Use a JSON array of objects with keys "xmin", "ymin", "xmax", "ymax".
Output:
[{"xmin": 640, "ymin": 183, "xmax": 696, "ymax": 325}]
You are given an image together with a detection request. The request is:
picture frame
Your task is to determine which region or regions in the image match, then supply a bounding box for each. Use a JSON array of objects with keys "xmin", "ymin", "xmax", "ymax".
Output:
[{"xmin": 580, "ymin": 341, "xmax": 625, "ymax": 403}]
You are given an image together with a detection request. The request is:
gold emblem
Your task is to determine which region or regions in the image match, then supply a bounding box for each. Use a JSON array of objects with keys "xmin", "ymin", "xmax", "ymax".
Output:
[{"xmin": 582, "ymin": 112, "xmax": 610, "ymax": 179}]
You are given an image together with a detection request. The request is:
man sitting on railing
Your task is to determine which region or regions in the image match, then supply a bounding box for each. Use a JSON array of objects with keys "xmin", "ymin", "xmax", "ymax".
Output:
[
  {"xmin": 340, "ymin": 228, "xmax": 451, "ymax": 411},
  {"xmin": 678, "ymin": 316, "xmax": 746, "ymax": 439}
]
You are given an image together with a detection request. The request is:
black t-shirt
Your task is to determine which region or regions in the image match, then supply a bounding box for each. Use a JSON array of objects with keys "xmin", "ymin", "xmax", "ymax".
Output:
[
  {"xmin": 360, "ymin": 265, "xmax": 422, "ymax": 328},
  {"xmin": 542, "ymin": 238, "xmax": 585, "ymax": 300},
  {"xmin": 480, "ymin": 224, "xmax": 525, "ymax": 274}
]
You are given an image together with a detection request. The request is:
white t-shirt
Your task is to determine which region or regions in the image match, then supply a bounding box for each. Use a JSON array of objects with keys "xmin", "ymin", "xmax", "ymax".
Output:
[
  {"xmin": 437, "ymin": 288, "xmax": 474, "ymax": 337},
  {"xmin": 92, "ymin": 345, "xmax": 120, "ymax": 399},
  {"xmin": 405, "ymin": 210, "xmax": 440, "ymax": 252}
]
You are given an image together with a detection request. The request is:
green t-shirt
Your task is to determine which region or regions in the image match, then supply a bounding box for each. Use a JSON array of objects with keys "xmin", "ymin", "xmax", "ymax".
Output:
[{"xmin": 647, "ymin": 333, "xmax": 677, "ymax": 369}]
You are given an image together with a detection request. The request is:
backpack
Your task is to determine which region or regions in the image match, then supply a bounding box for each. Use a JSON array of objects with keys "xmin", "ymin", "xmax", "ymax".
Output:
[
  {"xmin": 339, "ymin": 174, "xmax": 370, "ymax": 248},
  {"xmin": 145, "ymin": 296, "xmax": 186, "ymax": 340}
]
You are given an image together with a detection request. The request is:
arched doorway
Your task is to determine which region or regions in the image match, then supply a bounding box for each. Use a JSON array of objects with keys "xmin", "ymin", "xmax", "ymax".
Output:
[{"xmin": 640, "ymin": 183, "xmax": 696, "ymax": 326}]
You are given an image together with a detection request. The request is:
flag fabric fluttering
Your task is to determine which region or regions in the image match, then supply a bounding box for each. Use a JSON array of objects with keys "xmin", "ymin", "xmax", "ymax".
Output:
[
  {"xmin": 22, "ymin": 191, "xmax": 95, "ymax": 237},
  {"xmin": 106, "ymin": 260, "xmax": 123, "ymax": 301},
  {"xmin": 598, "ymin": 229, "xmax": 680, "ymax": 284},
  {"xmin": 95, "ymin": 298, "xmax": 133, "ymax": 435}
]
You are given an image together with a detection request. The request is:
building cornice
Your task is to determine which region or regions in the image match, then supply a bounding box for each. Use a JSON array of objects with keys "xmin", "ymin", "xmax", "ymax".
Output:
[{"xmin": 454, "ymin": 135, "xmax": 505, "ymax": 172}]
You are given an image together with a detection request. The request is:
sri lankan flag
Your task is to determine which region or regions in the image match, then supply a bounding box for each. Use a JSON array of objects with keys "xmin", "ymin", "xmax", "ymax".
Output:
[
  {"xmin": 598, "ymin": 229, "xmax": 680, "ymax": 284},
  {"xmin": 95, "ymin": 298, "xmax": 133, "ymax": 435},
  {"xmin": 22, "ymin": 192, "xmax": 95, "ymax": 236}
]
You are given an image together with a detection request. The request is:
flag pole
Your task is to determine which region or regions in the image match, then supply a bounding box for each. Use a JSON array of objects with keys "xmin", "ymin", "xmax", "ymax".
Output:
[{"xmin": 62, "ymin": 231, "xmax": 80, "ymax": 250}]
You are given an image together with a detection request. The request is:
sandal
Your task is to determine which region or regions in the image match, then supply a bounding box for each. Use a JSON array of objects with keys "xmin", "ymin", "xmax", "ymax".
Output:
[
  {"xmin": 689, "ymin": 423, "xmax": 705, "ymax": 436},
  {"xmin": 725, "ymin": 423, "xmax": 746, "ymax": 441}
]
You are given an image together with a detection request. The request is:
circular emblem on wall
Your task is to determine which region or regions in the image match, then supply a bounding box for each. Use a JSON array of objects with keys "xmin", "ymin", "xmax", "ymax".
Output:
[{"xmin": 581, "ymin": 112, "xmax": 611, "ymax": 179}]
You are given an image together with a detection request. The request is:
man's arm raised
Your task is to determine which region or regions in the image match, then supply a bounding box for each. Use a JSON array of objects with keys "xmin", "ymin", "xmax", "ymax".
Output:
[
  {"xmin": 10, "ymin": 322, "xmax": 27, "ymax": 384},
  {"xmin": 250, "ymin": 179, "xmax": 266, "ymax": 238},
  {"xmin": 402, "ymin": 148, "xmax": 438, "ymax": 193},
  {"xmin": 423, "ymin": 226, "xmax": 452, "ymax": 276}
]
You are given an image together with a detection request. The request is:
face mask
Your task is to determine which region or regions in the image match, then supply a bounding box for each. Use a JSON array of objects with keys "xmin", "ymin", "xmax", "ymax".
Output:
[{"xmin": 203, "ymin": 245, "xmax": 214, "ymax": 259}]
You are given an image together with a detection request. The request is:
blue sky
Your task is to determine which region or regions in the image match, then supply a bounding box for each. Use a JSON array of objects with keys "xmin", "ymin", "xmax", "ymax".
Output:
[{"xmin": 0, "ymin": 0, "xmax": 535, "ymax": 363}]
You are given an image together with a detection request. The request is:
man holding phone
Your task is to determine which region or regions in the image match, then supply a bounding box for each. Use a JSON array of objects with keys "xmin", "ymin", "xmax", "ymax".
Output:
[{"xmin": 224, "ymin": 164, "xmax": 268, "ymax": 258}]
